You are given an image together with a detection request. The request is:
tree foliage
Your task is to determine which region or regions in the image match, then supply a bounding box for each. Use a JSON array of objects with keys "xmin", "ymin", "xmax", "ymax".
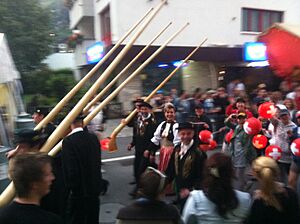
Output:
[
  {"xmin": 22, "ymin": 68, "xmax": 89, "ymax": 114},
  {"xmin": 0, "ymin": 0, "xmax": 52, "ymax": 73}
]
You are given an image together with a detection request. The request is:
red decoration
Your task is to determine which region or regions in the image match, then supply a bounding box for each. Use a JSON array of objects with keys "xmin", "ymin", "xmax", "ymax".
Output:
[
  {"xmin": 252, "ymin": 134, "xmax": 268, "ymax": 149},
  {"xmin": 100, "ymin": 138, "xmax": 110, "ymax": 150},
  {"xmin": 199, "ymin": 140, "xmax": 217, "ymax": 151},
  {"xmin": 265, "ymin": 145, "xmax": 282, "ymax": 160},
  {"xmin": 225, "ymin": 129, "xmax": 234, "ymax": 143},
  {"xmin": 258, "ymin": 102, "xmax": 276, "ymax": 119},
  {"xmin": 258, "ymin": 24, "xmax": 300, "ymax": 78},
  {"xmin": 199, "ymin": 130, "xmax": 213, "ymax": 143},
  {"xmin": 291, "ymin": 138, "xmax": 300, "ymax": 157},
  {"xmin": 243, "ymin": 117, "xmax": 262, "ymax": 135}
]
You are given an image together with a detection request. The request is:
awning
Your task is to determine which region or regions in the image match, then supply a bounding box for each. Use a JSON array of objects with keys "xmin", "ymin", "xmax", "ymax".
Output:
[{"xmin": 258, "ymin": 23, "xmax": 300, "ymax": 78}]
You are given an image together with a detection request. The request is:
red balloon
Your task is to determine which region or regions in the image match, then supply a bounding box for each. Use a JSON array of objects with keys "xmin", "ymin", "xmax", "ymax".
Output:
[
  {"xmin": 243, "ymin": 117, "xmax": 262, "ymax": 135},
  {"xmin": 258, "ymin": 102, "xmax": 276, "ymax": 119},
  {"xmin": 199, "ymin": 140, "xmax": 217, "ymax": 151},
  {"xmin": 100, "ymin": 138, "xmax": 110, "ymax": 150},
  {"xmin": 252, "ymin": 134, "xmax": 268, "ymax": 149},
  {"xmin": 199, "ymin": 130, "xmax": 213, "ymax": 143},
  {"xmin": 291, "ymin": 138, "xmax": 300, "ymax": 157},
  {"xmin": 265, "ymin": 145, "xmax": 282, "ymax": 160},
  {"xmin": 225, "ymin": 129, "xmax": 234, "ymax": 143}
]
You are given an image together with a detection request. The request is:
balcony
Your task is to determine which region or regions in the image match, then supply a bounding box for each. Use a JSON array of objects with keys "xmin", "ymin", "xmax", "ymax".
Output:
[{"xmin": 69, "ymin": 0, "xmax": 94, "ymax": 29}]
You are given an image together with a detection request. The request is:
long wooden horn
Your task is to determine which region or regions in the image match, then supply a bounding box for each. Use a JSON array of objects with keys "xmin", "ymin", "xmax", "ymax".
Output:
[
  {"xmin": 38, "ymin": 0, "xmax": 167, "ymax": 154},
  {"xmin": 83, "ymin": 22, "xmax": 172, "ymax": 114},
  {"xmin": 108, "ymin": 38, "xmax": 208, "ymax": 151},
  {"xmin": 0, "ymin": 1, "xmax": 167, "ymax": 208},
  {"xmin": 83, "ymin": 23, "xmax": 190, "ymax": 130},
  {"xmin": 34, "ymin": 7, "xmax": 154, "ymax": 131}
]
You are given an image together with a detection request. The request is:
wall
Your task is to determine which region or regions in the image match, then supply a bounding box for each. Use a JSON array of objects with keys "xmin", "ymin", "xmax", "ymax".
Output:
[{"xmin": 93, "ymin": 0, "xmax": 300, "ymax": 47}]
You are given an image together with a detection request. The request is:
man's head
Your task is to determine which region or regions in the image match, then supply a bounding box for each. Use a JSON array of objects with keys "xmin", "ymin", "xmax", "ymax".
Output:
[
  {"xmin": 32, "ymin": 107, "xmax": 49, "ymax": 124},
  {"xmin": 235, "ymin": 97, "xmax": 246, "ymax": 111},
  {"xmin": 139, "ymin": 102, "xmax": 152, "ymax": 117},
  {"xmin": 14, "ymin": 129, "xmax": 45, "ymax": 151},
  {"xmin": 237, "ymin": 112, "xmax": 247, "ymax": 125},
  {"xmin": 195, "ymin": 103, "xmax": 204, "ymax": 116},
  {"xmin": 8, "ymin": 153, "xmax": 54, "ymax": 199},
  {"xmin": 71, "ymin": 113, "xmax": 85, "ymax": 130},
  {"xmin": 177, "ymin": 122, "xmax": 195, "ymax": 145},
  {"xmin": 279, "ymin": 109, "xmax": 291, "ymax": 124},
  {"xmin": 133, "ymin": 98, "xmax": 144, "ymax": 112}
]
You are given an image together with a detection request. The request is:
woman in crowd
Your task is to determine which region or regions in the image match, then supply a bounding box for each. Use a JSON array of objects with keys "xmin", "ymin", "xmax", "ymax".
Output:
[
  {"xmin": 116, "ymin": 167, "xmax": 181, "ymax": 224},
  {"xmin": 149, "ymin": 103, "xmax": 180, "ymax": 171},
  {"xmin": 182, "ymin": 153, "xmax": 251, "ymax": 223},
  {"xmin": 245, "ymin": 156, "xmax": 300, "ymax": 224}
]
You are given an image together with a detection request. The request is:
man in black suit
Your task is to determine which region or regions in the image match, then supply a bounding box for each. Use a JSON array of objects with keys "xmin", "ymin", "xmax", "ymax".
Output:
[
  {"xmin": 61, "ymin": 114, "xmax": 101, "ymax": 224},
  {"xmin": 32, "ymin": 106, "xmax": 56, "ymax": 138},
  {"xmin": 166, "ymin": 122, "xmax": 207, "ymax": 210}
]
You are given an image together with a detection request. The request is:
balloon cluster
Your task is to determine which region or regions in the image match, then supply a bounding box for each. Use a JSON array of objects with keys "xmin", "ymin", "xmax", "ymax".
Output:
[{"xmin": 198, "ymin": 130, "xmax": 216, "ymax": 151}]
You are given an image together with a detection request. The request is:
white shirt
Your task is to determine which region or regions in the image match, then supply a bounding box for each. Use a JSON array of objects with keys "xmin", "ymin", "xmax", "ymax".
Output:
[
  {"xmin": 180, "ymin": 139, "xmax": 194, "ymax": 159},
  {"xmin": 70, "ymin": 127, "xmax": 84, "ymax": 135}
]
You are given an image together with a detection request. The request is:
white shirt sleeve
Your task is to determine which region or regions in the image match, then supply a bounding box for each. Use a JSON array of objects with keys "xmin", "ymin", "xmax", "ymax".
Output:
[
  {"xmin": 173, "ymin": 122, "xmax": 181, "ymax": 146},
  {"xmin": 151, "ymin": 121, "xmax": 165, "ymax": 146}
]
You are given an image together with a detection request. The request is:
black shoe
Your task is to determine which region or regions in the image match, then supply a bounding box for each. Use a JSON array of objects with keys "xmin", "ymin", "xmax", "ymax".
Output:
[{"xmin": 129, "ymin": 181, "xmax": 136, "ymax": 185}]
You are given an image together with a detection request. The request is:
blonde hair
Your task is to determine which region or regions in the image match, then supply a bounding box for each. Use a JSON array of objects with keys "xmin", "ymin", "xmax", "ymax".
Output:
[
  {"xmin": 252, "ymin": 156, "xmax": 282, "ymax": 211},
  {"xmin": 163, "ymin": 103, "xmax": 176, "ymax": 112}
]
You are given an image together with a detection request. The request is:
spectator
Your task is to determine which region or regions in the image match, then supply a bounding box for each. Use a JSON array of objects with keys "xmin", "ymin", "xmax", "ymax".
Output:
[
  {"xmin": 225, "ymin": 113, "xmax": 256, "ymax": 190},
  {"xmin": 182, "ymin": 153, "xmax": 251, "ymax": 223},
  {"xmin": 230, "ymin": 97, "xmax": 253, "ymax": 118},
  {"xmin": 283, "ymin": 98, "xmax": 297, "ymax": 122},
  {"xmin": 270, "ymin": 109, "xmax": 296, "ymax": 184},
  {"xmin": 245, "ymin": 156, "xmax": 300, "ymax": 224},
  {"xmin": 0, "ymin": 153, "xmax": 62, "ymax": 224},
  {"xmin": 116, "ymin": 167, "xmax": 181, "ymax": 224}
]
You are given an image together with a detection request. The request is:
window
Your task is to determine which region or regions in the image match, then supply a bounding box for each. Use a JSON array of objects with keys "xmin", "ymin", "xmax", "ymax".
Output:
[
  {"xmin": 100, "ymin": 6, "xmax": 111, "ymax": 46},
  {"xmin": 242, "ymin": 8, "xmax": 283, "ymax": 32}
]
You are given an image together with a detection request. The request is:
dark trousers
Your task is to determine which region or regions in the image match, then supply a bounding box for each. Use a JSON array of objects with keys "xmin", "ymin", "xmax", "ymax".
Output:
[
  {"xmin": 134, "ymin": 149, "xmax": 144, "ymax": 181},
  {"xmin": 66, "ymin": 194, "xmax": 100, "ymax": 224}
]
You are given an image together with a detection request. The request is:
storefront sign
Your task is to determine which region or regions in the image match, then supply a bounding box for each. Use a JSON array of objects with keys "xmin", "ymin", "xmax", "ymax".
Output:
[
  {"xmin": 86, "ymin": 42, "xmax": 105, "ymax": 64},
  {"xmin": 244, "ymin": 42, "xmax": 267, "ymax": 62}
]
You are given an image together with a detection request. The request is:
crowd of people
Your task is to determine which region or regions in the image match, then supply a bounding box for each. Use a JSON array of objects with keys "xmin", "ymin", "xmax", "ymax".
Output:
[{"xmin": 1, "ymin": 79, "xmax": 300, "ymax": 223}]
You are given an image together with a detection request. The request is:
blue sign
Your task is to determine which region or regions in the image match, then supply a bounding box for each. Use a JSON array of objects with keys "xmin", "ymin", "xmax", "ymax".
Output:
[
  {"xmin": 244, "ymin": 42, "xmax": 267, "ymax": 62},
  {"xmin": 86, "ymin": 42, "xmax": 105, "ymax": 64}
]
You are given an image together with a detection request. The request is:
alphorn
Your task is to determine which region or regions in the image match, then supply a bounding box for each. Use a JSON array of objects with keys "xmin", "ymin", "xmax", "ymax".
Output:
[
  {"xmin": 108, "ymin": 38, "xmax": 208, "ymax": 151},
  {"xmin": 0, "ymin": 0, "xmax": 167, "ymax": 207},
  {"xmin": 82, "ymin": 22, "xmax": 173, "ymax": 114},
  {"xmin": 83, "ymin": 23, "xmax": 190, "ymax": 129},
  {"xmin": 34, "ymin": 7, "xmax": 154, "ymax": 131},
  {"xmin": 38, "ymin": 0, "xmax": 167, "ymax": 154}
]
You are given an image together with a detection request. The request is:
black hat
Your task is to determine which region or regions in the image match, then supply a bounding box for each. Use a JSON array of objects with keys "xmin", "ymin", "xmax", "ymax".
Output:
[
  {"xmin": 14, "ymin": 129, "xmax": 45, "ymax": 145},
  {"xmin": 73, "ymin": 113, "xmax": 85, "ymax": 122},
  {"xmin": 139, "ymin": 102, "xmax": 153, "ymax": 109},
  {"xmin": 133, "ymin": 99, "xmax": 144, "ymax": 104},
  {"xmin": 195, "ymin": 103, "xmax": 204, "ymax": 109},
  {"xmin": 177, "ymin": 122, "xmax": 194, "ymax": 130},
  {"xmin": 34, "ymin": 106, "xmax": 50, "ymax": 116}
]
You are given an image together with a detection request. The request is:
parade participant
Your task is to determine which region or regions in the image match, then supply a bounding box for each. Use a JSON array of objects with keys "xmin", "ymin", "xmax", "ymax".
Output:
[
  {"xmin": 188, "ymin": 103, "xmax": 212, "ymax": 146},
  {"xmin": 166, "ymin": 122, "xmax": 207, "ymax": 210},
  {"xmin": 148, "ymin": 103, "xmax": 180, "ymax": 172},
  {"xmin": 0, "ymin": 153, "xmax": 62, "ymax": 224},
  {"xmin": 225, "ymin": 112, "xmax": 256, "ymax": 191},
  {"xmin": 116, "ymin": 167, "xmax": 181, "ymax": 224},
  {"xmin": 245, "ymin": 156, "xmax": 300, "ymax": 224},
  {"xmin": 270, "ymin": 108, "xmax": 296, "ymax": 184},
  {"xmin": 182, "ymin": 153, "xmax": 251, "ymax": 223},
  {"xmin": 127, "ymin": 101, "xmax": 157, "ymax": 197},
  {"xmin": 32, "ymin": 106, "xmax": 56, "ymax": 138},
  {"xmin": 6, "ymin": 129, "xmax": 45, "ymax": 159},
  {"xmin": 61, "ymin": 114, "xmax": 102, "ymax": 224}
]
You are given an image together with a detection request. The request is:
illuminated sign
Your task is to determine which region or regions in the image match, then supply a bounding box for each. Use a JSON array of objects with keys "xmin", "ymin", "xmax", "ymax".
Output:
[
  {"xmin": 86, "ymin": 42, "xmax": 105, "ymax": 64},
  {"xmin": 244, "ymin": 42, "xmax": 267, "ymax": 62}
]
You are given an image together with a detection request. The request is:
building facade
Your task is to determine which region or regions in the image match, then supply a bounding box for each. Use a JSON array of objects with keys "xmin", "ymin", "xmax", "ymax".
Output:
[{"xmin": 65, "ymin": 0, "xmax": 300, "ymax": 112}]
